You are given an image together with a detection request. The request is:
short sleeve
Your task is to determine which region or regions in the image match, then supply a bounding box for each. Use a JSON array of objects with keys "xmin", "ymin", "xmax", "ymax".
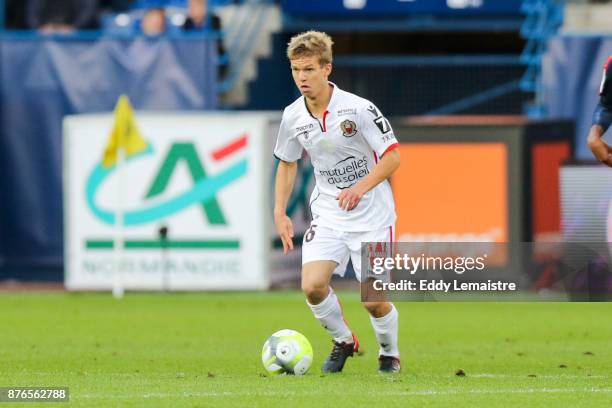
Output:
[
  {"xmin": 274, "ymin": 112, "xmax": 303, "ymax": 162},
  {"xmin": 359, "ymin": 102, "xmax": 399, "ymax": 158}
]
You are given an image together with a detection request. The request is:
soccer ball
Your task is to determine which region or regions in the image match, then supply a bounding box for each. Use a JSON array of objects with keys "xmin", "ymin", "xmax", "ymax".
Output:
[{"xmin": 261, "ymin": 329, "xmax": 313, "ymax": 375}]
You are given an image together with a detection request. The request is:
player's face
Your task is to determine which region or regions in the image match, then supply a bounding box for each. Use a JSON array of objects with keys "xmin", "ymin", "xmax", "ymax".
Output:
[{"xmin": 290, "ymin": 56, "xmax": 332, "ymax": 99}]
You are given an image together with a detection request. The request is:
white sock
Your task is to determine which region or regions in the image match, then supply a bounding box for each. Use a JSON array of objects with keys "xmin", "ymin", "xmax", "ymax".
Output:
[
  {"xmin": 369, "ymin": 303, "xmax": 399, "ymax": 357},
  {"xmin": 307, "ymin": 288, "xmax": 353, "ymax": 344}
]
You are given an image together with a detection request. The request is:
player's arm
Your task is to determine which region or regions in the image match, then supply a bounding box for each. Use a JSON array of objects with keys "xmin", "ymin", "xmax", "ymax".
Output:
[
  {"xmin": 273, "ymin": 112, "xmax": 303, "ymax": 253},
  {"xmin": 337, "ymin": 149, "xmax": 399, "ymax": 211},
  {"xmin": 587, "ymin": 102, "xmax": 612, "ymax": 167},
  {"xmin": 274, "ymin": 160, "xmax": 298, "ymax": 254}
]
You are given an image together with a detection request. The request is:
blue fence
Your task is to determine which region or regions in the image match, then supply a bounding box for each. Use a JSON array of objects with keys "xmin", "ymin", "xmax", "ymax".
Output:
[
  {"xmin": 0, "ymin": 36, "xmax": 218, "ymax": 278},
  {"xmin": 280, "ymin": 0, "xmax": 522, "ymax": 16}
]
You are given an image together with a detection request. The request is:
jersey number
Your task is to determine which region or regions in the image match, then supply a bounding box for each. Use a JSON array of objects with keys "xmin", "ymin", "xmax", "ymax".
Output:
[
  {"xmin": 374, "ymin": 116, "xmax": 391, "ymax": 134},
  {"xmin": 304, "ymin": 224, "xmax": 317, "ymax": 243}
]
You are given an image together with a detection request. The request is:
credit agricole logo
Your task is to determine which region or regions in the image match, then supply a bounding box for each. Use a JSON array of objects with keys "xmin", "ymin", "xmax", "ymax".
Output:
[{"xmin": 84, "ymin": 95, "xmax": 248, "ymax": 250}]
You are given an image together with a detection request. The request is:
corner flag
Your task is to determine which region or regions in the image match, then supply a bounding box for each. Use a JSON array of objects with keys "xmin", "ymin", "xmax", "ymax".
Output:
[{"xmin": 102, "ymin": 95, "xmax": 149, "ymax": 168}]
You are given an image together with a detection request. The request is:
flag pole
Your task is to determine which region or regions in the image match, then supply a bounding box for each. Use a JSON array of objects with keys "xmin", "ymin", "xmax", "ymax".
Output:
[
  {"xmin": 104, "ymin": 94, "xmax": 147, "ymax": 298},
  {"xmin": 112, "ymin": 135, "xmax": 125, "ymax": 298},
  {"xmin": 113, "ymin": 149, "xmax": 124, "ymax": 299}
]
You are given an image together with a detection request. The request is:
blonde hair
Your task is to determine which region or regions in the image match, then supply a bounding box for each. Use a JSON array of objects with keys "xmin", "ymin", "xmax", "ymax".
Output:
[{"xmin": 286, "ymin": 30, "xmax": 334, "ymax": 65}]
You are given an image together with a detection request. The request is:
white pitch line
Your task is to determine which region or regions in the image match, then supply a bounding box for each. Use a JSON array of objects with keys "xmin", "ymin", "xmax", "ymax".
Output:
[
  {"xmin": 26, "ymin": 372, "xmax": 609, "ymax": 379},
  {"xmin": 72, "ymin": 388, "xmax": 612, "ymax": 400},
  {"xmin": 469, "ymin": 374, "xmax": 608, "ymax": 379},
  {"xmin": 398, "ymin": 388, "xmax": 612, "ymax": 397}
]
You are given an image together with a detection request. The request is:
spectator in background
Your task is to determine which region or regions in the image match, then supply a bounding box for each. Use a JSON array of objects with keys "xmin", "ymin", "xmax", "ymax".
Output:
[
  {"xmin": 183, "ymin": 0, "xmax": 227, "ymax": 78},
  {"xmin": 133, "ymin": 0, "xmax": 226, "ymax": 36},
  {"xmin": 140, "ymin": 7, "xmax": 166, "ymax": 35},
  {"xmin": 183, "ymin": 0, "xmax": 225, "ymax": 33},
  {"xmin": 27, "ymin": 0, "xmax": 99, "ymax": 33},
  {"xmin": 183, "ymin": 0, "xmax": 210, "ymax": 30}
]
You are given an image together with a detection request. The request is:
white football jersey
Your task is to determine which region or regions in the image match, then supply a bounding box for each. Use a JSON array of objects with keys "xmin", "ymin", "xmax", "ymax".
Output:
[{"xmin": 274, "ymin": 83, "xmax": 399, "ymax": 232}]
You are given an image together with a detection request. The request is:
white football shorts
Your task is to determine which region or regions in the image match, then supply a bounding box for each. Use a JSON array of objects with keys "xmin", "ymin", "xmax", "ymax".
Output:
[{"xmin": 301, "ymin": 223, "xmax": 395, "ymax": 282}]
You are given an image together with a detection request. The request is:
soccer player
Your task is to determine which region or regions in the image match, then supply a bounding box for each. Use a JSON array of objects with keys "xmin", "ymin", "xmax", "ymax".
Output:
[
  {"xmin": 273, "ymin": 31, "xmax": 401, "ymax": 373},
  {"xmin": 588, "ymin": 55, "xmax": 612, "ymax": 165}
]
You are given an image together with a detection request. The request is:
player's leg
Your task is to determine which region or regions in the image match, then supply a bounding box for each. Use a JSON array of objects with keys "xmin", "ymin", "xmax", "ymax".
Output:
[
  {"xmin": 349, "ymin": 226, "xmax": 401, "ymax": 373},
  {"xmin": 302, "ymin": 261, "xmax": 359, "ymax": 373},
  {"xmin": 363, "ymin": 300, "xmax": 400, "ymax": 373},
  {"xmin": 301, "ymin": 225, "xmax": 358, "ymax": 373},
  {"xmin": 302, "ymin": 260, "xmax": 353, "ymax": 344}
]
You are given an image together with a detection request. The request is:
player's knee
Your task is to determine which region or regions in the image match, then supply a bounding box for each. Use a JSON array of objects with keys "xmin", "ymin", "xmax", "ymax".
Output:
[
  {"xmin": 363, "ymin": 301, "xmax": 386, "ymax": 316},
  {"xmin": 301, "ymin": 280, "xmax": 328, "ymax": 304}
]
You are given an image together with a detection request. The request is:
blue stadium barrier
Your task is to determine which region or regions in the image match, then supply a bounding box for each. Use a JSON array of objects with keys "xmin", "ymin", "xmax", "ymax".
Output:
[
  {"xmin": 281, "ymin": 0, "xmax": 524, "ymax": 32},
  {"xmin": 0, "ymin": 36, "xmax": 218, "ymax": 279},
  {"xmin": 280, "ymin": 0, "xmax": 523, "ymax": 16}
]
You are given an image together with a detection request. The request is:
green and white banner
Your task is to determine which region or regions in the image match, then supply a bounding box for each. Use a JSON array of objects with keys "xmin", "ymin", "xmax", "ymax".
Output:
[{"xmin": 64, "ymin": 112, "xmax": 272, "ymax": 290}]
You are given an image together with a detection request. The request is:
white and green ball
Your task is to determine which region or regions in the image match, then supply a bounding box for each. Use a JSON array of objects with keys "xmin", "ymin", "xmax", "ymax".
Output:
[{"xmin": 261, "ymin": 329, "xmax": 313, "ymax": 375}]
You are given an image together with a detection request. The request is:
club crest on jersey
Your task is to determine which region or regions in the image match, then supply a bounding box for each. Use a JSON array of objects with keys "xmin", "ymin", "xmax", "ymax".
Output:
[{"xmin": 341, "ymin": 119, "xmax": 357, "ymax": 138}]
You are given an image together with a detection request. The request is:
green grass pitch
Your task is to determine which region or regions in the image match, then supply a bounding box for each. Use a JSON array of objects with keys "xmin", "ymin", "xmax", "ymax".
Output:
[{"xmin": 0, "ymin": 291, "xmax": 611, "ymax": 407}]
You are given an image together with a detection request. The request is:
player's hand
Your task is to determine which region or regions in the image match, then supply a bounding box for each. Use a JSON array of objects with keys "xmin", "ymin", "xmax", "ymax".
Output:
[
  {"xmin": 605, "ymin": 144, "xmax": 612, "ymax": 167},
  {"xmin": 336, "ymin": 185, "xmax": 366, "ymax": 211},
  {"xmin": 588, "ymin": 136, "xmax": 612, "ymax": 167},
  {"xmin": 274, "ymin": 213, "xmax": 294, "ymax": 254}
]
